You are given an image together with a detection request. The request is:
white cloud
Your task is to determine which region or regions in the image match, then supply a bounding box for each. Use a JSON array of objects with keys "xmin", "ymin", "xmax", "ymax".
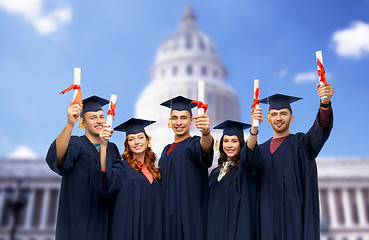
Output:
[
  {"xmin": 7, "ymin": 146, "xmax": 38, "ymax": 159},
  {"xmin": 332, "ymin": 21, "xmax": 369, "ymax": 58},
  {"xmin": 279, "ymin": 69, "xmax": 287, "ymax": 78},
  {"xmin": 0, "ymin": 0, "xmax": 72, "ymax": 35},
  {"xmin": 294, "ymin": 71, "xmax": 333, "ymax": 83}
]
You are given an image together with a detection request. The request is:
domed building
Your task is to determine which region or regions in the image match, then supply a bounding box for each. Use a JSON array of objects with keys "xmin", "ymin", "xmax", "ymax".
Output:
[{"xmin": 135, "ymin": 6, "xmax": 240, "ymax": 159}]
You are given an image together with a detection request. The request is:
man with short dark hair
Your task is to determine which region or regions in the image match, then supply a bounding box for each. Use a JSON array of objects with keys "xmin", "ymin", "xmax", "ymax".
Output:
[
  {"xmin": 46, "ymin": 96, "xmax": 121, "ymax": 240},
  {"xmin": 159, "ymin": 96, "xmax": 214, "ymax": 240},
  {"xmin": 258, "ymin": 83, "xmax": 334, "ymax": 240}
]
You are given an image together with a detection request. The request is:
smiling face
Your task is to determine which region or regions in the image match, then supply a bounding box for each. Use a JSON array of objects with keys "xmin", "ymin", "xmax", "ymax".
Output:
[
  {"xmin": 170, "ymin": 110, "xmax": 194, "ymax": 141},
  {"xmin": 83, "ymin": 110, "xmax": 106, "ymax": 138},
  {"xmin": 222, "ymin": 135, "xmax": 241, "ymax": 160},
  {"xmin": 269, "ymin": 108, "xmax": 294, "ymax": 136},
  {"xmin": 127, "ymin": 132, "xmax": 149, "ymax": 156}
]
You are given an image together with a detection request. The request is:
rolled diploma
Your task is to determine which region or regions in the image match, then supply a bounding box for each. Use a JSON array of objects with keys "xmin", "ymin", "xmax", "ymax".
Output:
[
  {"xmin": 198, "ymin": 81, "xmax": 205, "ymax": 115},
  {"xmin": 252, "ymin": 79, "xmax": 260, "ymax": 127},
  {"xmin": 104, "ymin": 94, "xmax": 117, "ymax": 140},
  {"xmin": 73, "ymin": 68, "xmax": 81, "ymax": 101},
  {"xmin": 316, "ymin": 51, "xmax": 327, "ymax": 99}
]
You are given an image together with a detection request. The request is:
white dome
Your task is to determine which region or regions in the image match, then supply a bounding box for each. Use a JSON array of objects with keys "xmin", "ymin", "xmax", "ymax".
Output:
[{"xmin": 151, "ymin": 6, "xmax": 226, "ymax": 82}]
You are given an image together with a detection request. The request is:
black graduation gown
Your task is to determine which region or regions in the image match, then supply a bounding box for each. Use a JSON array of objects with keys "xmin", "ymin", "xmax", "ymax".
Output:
[
  {"xmin": 159, "ymin": 136, "xmax": 214, "ymax": 240},
  {"xmin": 96, "ymin": 159, "xmax": 162, "ymax": 240},
  {"xmin": 258, "ymin": 112, "xmax": 333, "ymax": 240},
  {"xmin": 207, "ymin": 144, "xmax": 263, "ymax": 240},
  {"xmin": 46, "ymin": 135, "xmax": 120, "ymax": 240}
]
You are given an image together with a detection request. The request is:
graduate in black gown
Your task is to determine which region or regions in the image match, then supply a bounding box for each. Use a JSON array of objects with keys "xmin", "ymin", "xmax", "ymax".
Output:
[
  {"xmin": 208, "ymin": 107, "xmax": 264, "ymax": 240},
  {"xmin": 159, "ymin": 96, "xmax": 214, "ymax": 240},
  {"xmin": 46, "ymin": 95, "xmax": 121, "ymax": 240},
  {"xmin": 97, "ymin": 118, "xmax": 162, "ymax": 240},
  {"xmin": 257, "ymin": 83, "xmax": 334, "ymax": 240}
]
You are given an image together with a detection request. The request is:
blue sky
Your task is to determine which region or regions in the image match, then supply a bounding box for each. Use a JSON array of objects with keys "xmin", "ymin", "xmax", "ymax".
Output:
[{"xmin": 0, "ymin": 0, "xmax": 368, "ymax": 158}]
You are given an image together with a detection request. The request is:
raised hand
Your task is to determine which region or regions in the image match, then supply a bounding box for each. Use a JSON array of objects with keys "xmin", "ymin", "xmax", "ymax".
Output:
[
  {"xmin": 99, "ymin": 124, "xmax": 114, "ymax": 145},
  {"xmin": 67, "ymin": 100, "xmax": 82, "ymax": 127},
  {"xmin": 194, "ymin": 113, "xmax": 210, "ymax": 134},
  {"xmin": 316, "ymin": 83, "xmax": 334, "ymax": 104}
]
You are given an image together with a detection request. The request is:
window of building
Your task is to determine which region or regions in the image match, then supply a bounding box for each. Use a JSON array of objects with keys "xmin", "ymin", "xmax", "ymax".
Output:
[
  {"xmin": 172, "ymin": 66, "xmax": 178, "ymax": 76},
  {"xmin": 198, "ymin": 37, "xmax": 205, "ymax": 50},
  {"xmin": 185, "ymin": 34, "xmax": 192, "ymax": 49},
  {"xmin": 187, "ymin": 65, "xmax": 192, "ymax": 75},
  {"xmin": 201, "ymin": 66, "xmax": 207, "ymax": 76}
]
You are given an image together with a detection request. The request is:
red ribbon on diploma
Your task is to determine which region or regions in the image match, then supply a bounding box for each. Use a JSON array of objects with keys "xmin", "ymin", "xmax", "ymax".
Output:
[
  {"xmin": 251, "ymin": 88, "xmax": 260, "ymax": 111},
  {"xmin": 107, "ymin": 102, "xmax": 116, "ymax": 120},
  {"xmin": 59, "ymin": 84, "xmax": 82, "ymax": 106},
  {"xmin": 317, "ymin": 59, "xmax": 327, "ymax": 85},
  {"xmin": 190, "ymin": 100, "xmax": 208, "ymax": 114}
]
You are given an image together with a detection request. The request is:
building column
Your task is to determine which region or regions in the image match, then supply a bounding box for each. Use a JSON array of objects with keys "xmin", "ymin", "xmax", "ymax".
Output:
[
  {"xmin": 0, "ymin": 190, "xmax": 5, "ymax": 224},
  {"xmin": 39, "ymin": 188, "xmax": 50, "ymax": 229},
  {"xmin": 355, "ymin": 188, "xmax": 367, "ymax": 227},
  {"xmin": 341, "ymin": 188, "xmax": 353, "ymax": 228},
  {"xmin": 24, "ymin": 188, "xmax": 35, "ymax": 229},
  {"xmin": 327, "ymin": 188, "xmax": 339, "ymax": 229}
]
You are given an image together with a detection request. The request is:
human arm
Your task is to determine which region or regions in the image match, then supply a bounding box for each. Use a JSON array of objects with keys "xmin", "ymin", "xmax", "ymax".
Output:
[
  {"xmin": 95, "ymin": 126, "xmax": 122, "ymax": 197},
  {"xmin": 98, "ymin": 124, "xmax": 114, "ymax": 172},
  {"xmin": 55, "ymin": 101, "xmax": 82, "ymax": 168},
  {"xmin": 304, "ymin": 83, "xmax": 334, "ymax": 158},
  {"xmin": 247, "ymin": 107, "xmax": 263, "ymax": 150},
  {"xmin": 194, "ymin": 113, "xmax": 214, "ymax": 155}
]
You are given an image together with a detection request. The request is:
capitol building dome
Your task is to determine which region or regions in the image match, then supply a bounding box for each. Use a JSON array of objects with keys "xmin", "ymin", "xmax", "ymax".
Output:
[{"xmin": 135, "ymin": 6, "xmax": 240, "ymax": 158}]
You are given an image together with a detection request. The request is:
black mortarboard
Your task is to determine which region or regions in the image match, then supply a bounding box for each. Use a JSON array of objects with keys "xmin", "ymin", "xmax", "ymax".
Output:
[
  {"xmin": 114, "ymin": 118, "xmax": 156, "ymax": 135},
  {"xmin": 260, "ymin": 94, "xmax": 302, "ymax": 110},
  {"xmin": 82, "ymin": 95, "xmax": 109, "ymax": 114},
  {"xmin": 213, "ymin": 120, "xmax": 251, "ymax": 137},
  {"xmin": 160, "ymin": 95, "xmax": 197, "ymax": 113}
]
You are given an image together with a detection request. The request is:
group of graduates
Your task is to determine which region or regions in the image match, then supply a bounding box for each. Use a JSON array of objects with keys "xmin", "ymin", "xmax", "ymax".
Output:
[{"xmin": 46, "ymin": 81, "xmax": 334, "ymax": 240}]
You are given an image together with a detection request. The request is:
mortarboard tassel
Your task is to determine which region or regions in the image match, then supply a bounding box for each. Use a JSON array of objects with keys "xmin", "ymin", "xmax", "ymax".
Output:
[
  {"xmin": 148, "ymin": 136, "xmax": 152, "ymax": 148},
  {"xmin": 215, "ymin": 140, "xmax": 219, "ymax": 151},
  {"xmin": 267, "ymin": 111, "xmax": 271, "ymax": 123},
  {"xmin": 168, "ymin": 118, "xmax": 172, "ymax": 128},
  {"xmin": 79, "ymin": 116, "xmax": 84, "ymax": 129}
]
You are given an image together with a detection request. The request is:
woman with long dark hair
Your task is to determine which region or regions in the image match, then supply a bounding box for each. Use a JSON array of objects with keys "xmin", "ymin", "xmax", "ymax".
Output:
[
  {"xmin": 98, "ymin": 118, "xmax": 162, "ymax": 240},
  {"xmin": 207, "ymin": 108, "xmax": 263, "ymax": 240}
]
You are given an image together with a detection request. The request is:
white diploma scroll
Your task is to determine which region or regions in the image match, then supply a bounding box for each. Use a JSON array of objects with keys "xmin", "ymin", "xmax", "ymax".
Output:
[
  {"xmin": 316, "ymin": 51, "xmax": 327, "ymax": 100},
  {"xmin": 73, "ymin": 68, "xmax": 81, "ymax": 101},
  {"xmin": 198, "ymin": 81, "xmax": 205, "ymax": 115},
  {"xmin": 252, "ymin": 79, "xmax": 260, "ymax": 127},
  {"xmin": 104, "ymin": 94, "xmax": 117, "ymax": 140}
]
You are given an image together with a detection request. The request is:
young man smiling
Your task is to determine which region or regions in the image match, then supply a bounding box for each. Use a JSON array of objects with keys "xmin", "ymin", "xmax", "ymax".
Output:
[
  {"xmin": 257, "ymin": 83, "xmax": 334, "ymax": 240},
  {"xmin": 46, "ymin": 95, "xmax": 121, "ymax": 240},
  {"xmin": 159, "ymin": 96, "xmax": 214, "ymax": 240}
]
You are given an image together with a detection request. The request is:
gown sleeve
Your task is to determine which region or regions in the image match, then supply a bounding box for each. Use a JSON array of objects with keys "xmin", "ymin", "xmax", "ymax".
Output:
[
  {"xmin": 95, "ymin": 148, "xmax": 126, "ymax": 198},
  {"xmin": 303, "ymin": 109, "xmax": 333, "ymax": 159},
  {"xmin": 239, "ymin": 143, "xmax": 264, "ymax": 179},
  {"xmin": 187, "ymin": 136, "xmax": 214, "ymax": 168},
  {"xmin": 45, "ymin": 136, "xmax": 82, "ymax": 177}
]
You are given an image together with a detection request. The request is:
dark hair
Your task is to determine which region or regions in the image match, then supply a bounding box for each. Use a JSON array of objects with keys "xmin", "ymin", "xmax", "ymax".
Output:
[
  {"xmin": 122, "ymin": 132, "xmax": 161, "ymax": 181},
  {"xmin": 216, "ymin": 135, "xmax": 245, "ymax": 176}
]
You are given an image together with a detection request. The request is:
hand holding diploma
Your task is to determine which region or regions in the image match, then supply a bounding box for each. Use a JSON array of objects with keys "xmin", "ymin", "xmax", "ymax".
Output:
[
  {"xmin": 99, "ymin": 124, "xmax": 114, "ymax": 145},
  {"xmin": 316, "ymin": 83, "xmax": 334, "ymax": 105},
  {"xmin": 66, "ymin": 100, "xmax": 82, "ymax": 128}
]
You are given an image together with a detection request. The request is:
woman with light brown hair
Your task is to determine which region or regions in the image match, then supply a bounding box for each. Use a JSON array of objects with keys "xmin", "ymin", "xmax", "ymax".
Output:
[{"xmin": 98, "ymin": 118, "xmax": 162, "ymax": 240}]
